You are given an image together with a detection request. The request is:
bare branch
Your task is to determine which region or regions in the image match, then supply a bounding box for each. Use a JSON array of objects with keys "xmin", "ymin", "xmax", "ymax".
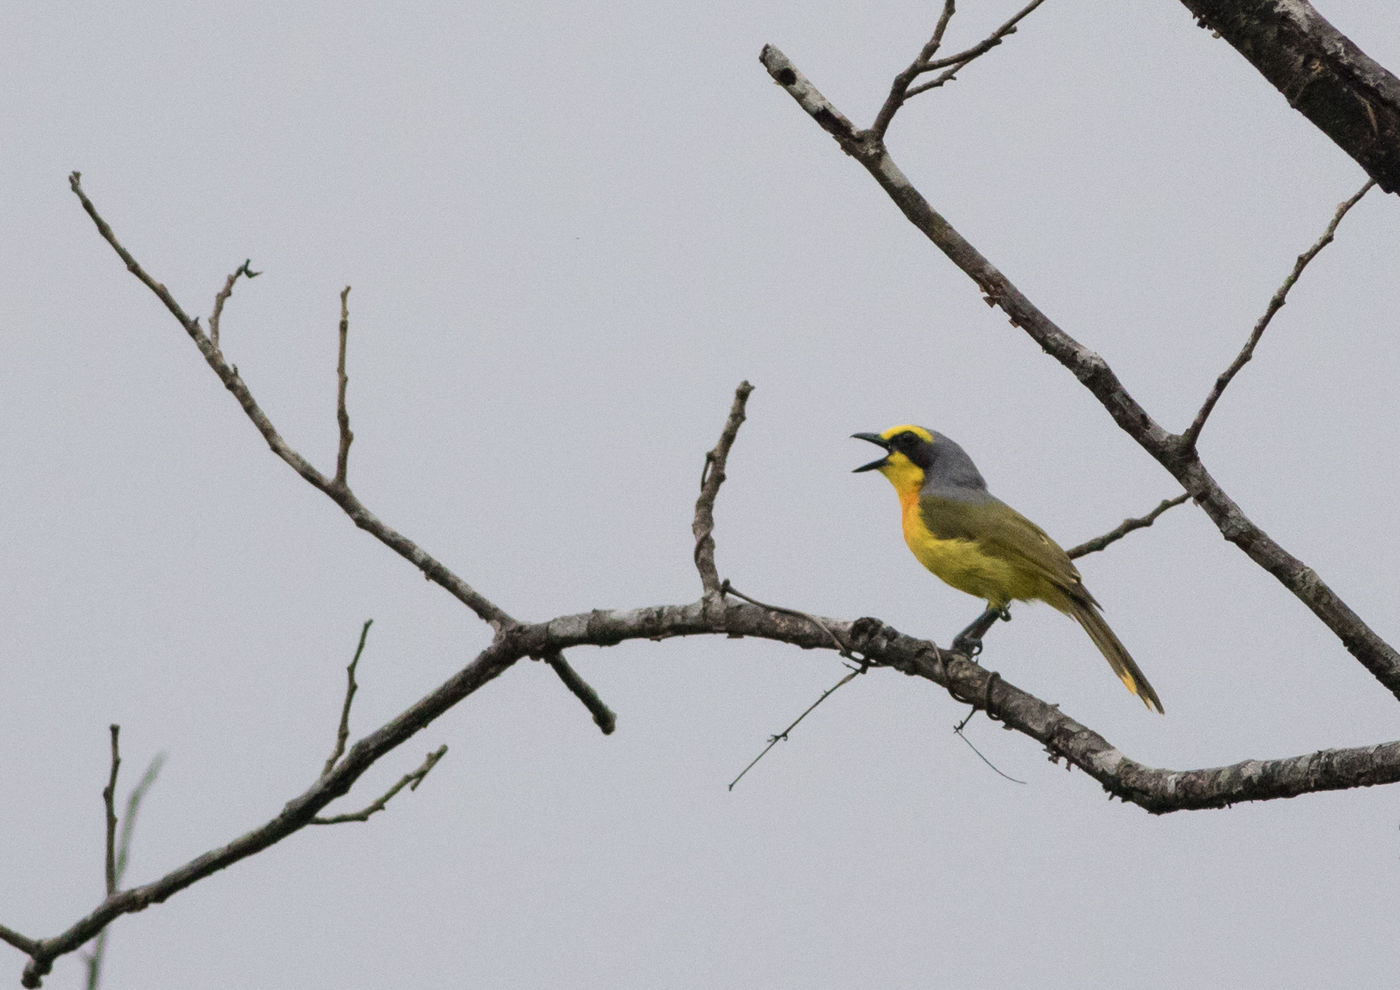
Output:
[
  {"xmin": 543, "ymin": 653, "xmax": 616, "ymax": 735},
  {"xmin": 868, "ymin": 0, "xmax": 957, "ymax": 142},
  {"xmin": 208, "ymin": 259, "xmax": 259, "ymax": 350},
  {"xmin": 323, "ymin": 620, "xmax": 372, "ymax": 777},
  {"xmin": 0, "ymin": 926, "xmax": 39, "ymax": 958},
  {"xmin": 1177, "ymin": 0, "xmax": 1400, "ymax": 192},
  {"xmin": 334, "ymin": 286, "xmax": 354, "ymax": 489},
  {"xmin": 869, "ymin": 0, "xmax": 1050, "ymax": 139},
  {"xmin": 1183, "ymin": 178, "xmax": 1376, "ymax": 448},
  {"xmin": 905, "ymin": 0, "xmax": 1051, "ymax": 101},
  {"xmin": 311, "ymin": 746, "xmax": 448, "ymax": 825},
  {"xmin": 68, "ymin": 173, "xmax": 513, "ymax": 632},
  {"xmin": 101, "ymin": 726, "xmax": 120, "ymax": 897},
  {"xmin": 729, "ymin": 664, "xmax": 865, "ymax": 791},
  {"xmin": 16, "ymin": 593, "xmax": 1400, "ymax": 982},
  {"xmin": 87, "ymin": 752, "xmax": 165, "ymax": 990},
  {"xmin": 1067, "ymin": 494, "xmax": 1191, "ymax": 559},
  {"xmin": 759, "ymin": 47, "xmax": 1400, "ymax": 699},
  {"xmin": 692, "ymin": 381, "xmax": 754, "ymax": 595}
]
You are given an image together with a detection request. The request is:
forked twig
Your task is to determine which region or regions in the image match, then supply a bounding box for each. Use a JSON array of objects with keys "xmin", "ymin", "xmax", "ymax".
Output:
[
  {"xmin": 904, "ymin": 0, "xmax": 1050, "ymax": 101},
  {"xmin": 869, "ymin": 0, "xmax": 1051, "ymax": 140},
  {"xmin": 67, "ymin": 174, "xmax": 615, "ymax": 733}
]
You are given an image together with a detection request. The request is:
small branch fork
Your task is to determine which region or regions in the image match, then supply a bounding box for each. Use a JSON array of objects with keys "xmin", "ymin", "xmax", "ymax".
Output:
[
  {"xmin": 67, "ymin": 171, "xmax": 609, "ymax": 733},
  {"xmin": 868, "ymin": 0, "xmax": 1051, "ymax": 142},
  {"xmin": 759, "ymin": 43, "xmax": 1400, "ymax": 699}
]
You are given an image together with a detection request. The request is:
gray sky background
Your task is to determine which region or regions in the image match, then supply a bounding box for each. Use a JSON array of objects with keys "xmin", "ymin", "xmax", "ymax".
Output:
[{"xmin": 4, "ymin": 1, "xmax": 1400, "ymax": 987}]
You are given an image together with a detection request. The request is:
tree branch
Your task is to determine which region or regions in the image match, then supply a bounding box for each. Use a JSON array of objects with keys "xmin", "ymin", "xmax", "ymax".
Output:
[
  {"xmin": 322, "ymin": 620, "xmax": 372, "ymax": 777},
  {"xmin": 85, "ymin": 751, "xmax": 164, "ymax": 990},
  {"xmin": 311, "ymin": 746, "xmax": 449, "ymax": 825},
  {"xmin": 1177, "ymin": 0, "xmax": 1400, "ymax": 193},
  {"xmin": 1183, "ymin": 178, "xmax": 1376, "ymax": 448},
  {"xmin": 68, "ymin": 172, "xmax": 513, "ymax": 632},
  {"xmin": 42, "ymin": 164, "xmax": 1400, "ymax": 986},
  {"xmin": 101, "ymin": 726, "xmax": 120, "ymax": 898},
  {"xmin": 334, "ymin": 286, "xmax": 354, "ymax": 489},
  {"xmin": 868, "ymin": 0, "xmax": 1050, "ymax": 141},
  {"xmin": 692, "ymin": 381, "xmax": 753, "ymax": 596},
  {"xmin": 1067, "ymin": 494, "xmax": 1190, "ymax": 559},
  {"xmin": 208, "ymin": 259, "xmax": 258, "ymax": 350},
  {"xmin": 758, "ymin": 46, "xmax": 1400, "ymax": 699}
]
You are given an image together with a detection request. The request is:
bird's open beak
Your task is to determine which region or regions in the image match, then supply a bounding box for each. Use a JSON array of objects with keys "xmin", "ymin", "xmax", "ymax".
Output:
[{"xmin": 851, "ymin": 432, "xmax": 891, "ymax": 473}]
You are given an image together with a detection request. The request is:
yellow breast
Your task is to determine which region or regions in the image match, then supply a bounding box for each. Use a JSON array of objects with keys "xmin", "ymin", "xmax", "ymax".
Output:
[{"xmin": 898, "ymin": 490, "xmax": 1035, "ymax": 608}]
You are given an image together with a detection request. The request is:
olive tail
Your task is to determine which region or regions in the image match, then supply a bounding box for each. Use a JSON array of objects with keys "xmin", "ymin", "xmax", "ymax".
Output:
[{"xmin": 1068, "ymin": 599, "xmax": 1164, "ymax": 714}]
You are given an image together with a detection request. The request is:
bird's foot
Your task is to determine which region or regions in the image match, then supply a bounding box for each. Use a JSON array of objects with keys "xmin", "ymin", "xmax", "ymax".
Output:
[{"xmin": 951, "ymin": 632, "xmax": 983, "ymax": 659}]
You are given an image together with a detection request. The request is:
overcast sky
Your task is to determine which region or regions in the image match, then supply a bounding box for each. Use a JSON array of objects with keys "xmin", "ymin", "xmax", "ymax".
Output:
[{"xmin": 4, "ymin": 1, "xmax": 1400, "ymax": 987}]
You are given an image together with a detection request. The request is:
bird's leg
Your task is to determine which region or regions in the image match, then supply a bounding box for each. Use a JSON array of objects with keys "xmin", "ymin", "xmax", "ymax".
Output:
[{"xmin": 951, "ymin": 604, "xmax": 1011, "ymax": 658}]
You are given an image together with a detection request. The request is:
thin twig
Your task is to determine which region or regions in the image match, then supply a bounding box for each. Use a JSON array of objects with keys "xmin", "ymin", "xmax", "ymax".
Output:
[
  {"xmin": 1067, "ymin": 493, "xmax": 1190, "ymax": 559},
  {"xmin": 71, "ymin": 176, "xmax": 616, "ymax": 745},
  {"xmin": 868, "ymin": 0, "xmax": 957, "ymax": 141},
  {"xmin": 87, "ymin": 753, "xmax": 165, "ymax": 990},
  {"xmin": 544, "ymin": 653, "xmax": 616, "ymax": 734},
  {"xmin": 720, "ymin": 581, "xmax": 852, "ymax": 655},
  {"xmin": 1183, "ymin": 178, "xmax": 1375, "ymax": 448},
  {"xmin": 334, "ymin": 287, "xmax": 353, "ymax": 489},
  {"xmin": 0, "ymin": 925, "xmax": 39, "ymax": 957},
  {"xmin": 102, "ymin": 726, "xmax": 120, "ymax": 897},
  {"xmin": 869, "ymin": 0, "xmax": 1050, "ymax": 139},
  {"xmin": 953, "ymin": 724, "xmax": 1027, "ymax": 784},
  {"xmin": 904, "ymin": 0, "xmax": 1050, "ymax": 100},
  {"xmin": 68, "ymin": 172, "xmax": 514, "ymax": 630},
  {"xmin": 322, "ymin": 620, "xmax": 372, "ymax": 777},
  {"xmin": 729, "ymin": 666, "xmax": 865, "ymax": 790},
  {"xmin": 208, "ymin": 259, "xmax": 259, "ymax": 349},
  {"xmin": 310, "ymin": 746, "xmax": 449, "ymax": 825},
  {"xmin": 692, "ymin": 381, "xmax": 754, "ymax": 595}
]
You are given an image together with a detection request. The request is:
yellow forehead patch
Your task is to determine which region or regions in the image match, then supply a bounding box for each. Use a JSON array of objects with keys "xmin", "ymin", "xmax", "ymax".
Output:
[{"xmin": 880, "ymin": 424, "xmax": 934, "ymax": 442}]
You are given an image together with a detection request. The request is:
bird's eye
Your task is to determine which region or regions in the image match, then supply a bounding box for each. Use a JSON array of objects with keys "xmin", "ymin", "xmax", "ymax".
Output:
[{"xmin": 895, "ymin": 432, "xmax": 916, "ymax": 449}]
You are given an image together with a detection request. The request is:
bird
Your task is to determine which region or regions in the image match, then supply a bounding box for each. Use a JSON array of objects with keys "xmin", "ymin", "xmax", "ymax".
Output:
[{"xmin": 852, "ymin": 424, "xmax": 1163, "ymax": 713}]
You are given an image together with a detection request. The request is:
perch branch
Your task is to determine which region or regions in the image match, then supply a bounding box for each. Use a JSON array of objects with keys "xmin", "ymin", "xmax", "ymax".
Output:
[{"xmin": 758, "ymin": 47, "xmax": 1400, "ymax": 698}]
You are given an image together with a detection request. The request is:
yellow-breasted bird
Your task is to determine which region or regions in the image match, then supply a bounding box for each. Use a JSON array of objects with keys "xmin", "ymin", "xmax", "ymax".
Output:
[{"xmin": 852, "ymin": 424, "xmax": 1163, "ymax": 713}]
